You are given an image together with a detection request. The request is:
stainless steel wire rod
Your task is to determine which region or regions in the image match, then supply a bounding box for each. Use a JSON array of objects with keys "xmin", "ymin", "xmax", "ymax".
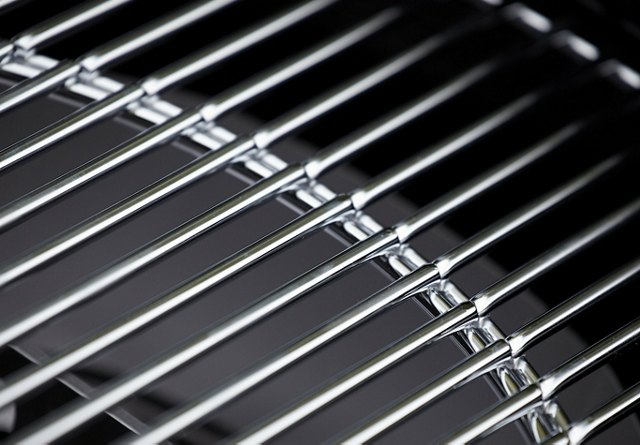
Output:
[
  {"xmin": 0, "ymin": 29, "xmax": 471, "ymax": 349},
  {"xmin": 544, "ymin": 381, "xmax": 640, "ymax": 445},
  {"xmin": 0, "ymin": 102, "xmax": 590, "ymax": 443},
  {"xmin": 0, "ymin": 0, "xmax": 24, "ymax": 13},
  {"xmin": 0, "ymin": 0, "xmax": 240, "ymax": 115},
  {"xmin": 120, "ymin": 162, "xmax": 633, "ymax": 445},
  {"xmin": 238, "ymin": 158, "xmax": 632, "ymax": 443},
  {"xmin": 0, "ymin": 10, "xmax": 398, "ymax": 232},
  {"xmin": 0, "ymin": 0, "xmax": 132, "ymax": 61},
  {"xmin": 443, "ymin": 316, "xmax": 640, "ymax": 444},
  {"xmin": 25, "ymin": 126, "xmax": 602, "ymax": 445},
  {"xmin": 0, "ymin": 19, "xmax": 489, "ymax": 291},
  {"xmin": 0, "ymin": 51, "xmax": 540, "ymax": 423},
  {"xmin": 333, "ymin": 258, "xmax": 640, "ymax": 444},
  {"xmin": 0, "ymin": 0, "xmax": 335, "ymax": 172}
]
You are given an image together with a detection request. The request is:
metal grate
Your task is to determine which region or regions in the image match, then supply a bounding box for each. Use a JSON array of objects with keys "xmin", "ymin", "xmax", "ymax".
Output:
[{"xmin": 0, "ymin": 0, "xmax": 638, "ymax": 443}]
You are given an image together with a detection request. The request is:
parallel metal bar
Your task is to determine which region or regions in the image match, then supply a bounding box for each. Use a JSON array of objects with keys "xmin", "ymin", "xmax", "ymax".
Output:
[
  {"xmin": 0, "ymin": 30, "xmax": 459, "ymax": 347},
  {"xmin": 0, "ymin": 0, "xmax": 335, "ymax": 172},
  {"xmin": 443, "ymin": 317, "xmax": 640, "ymax": 443},
  {"xmin": 78, "ymin": 0, "xmax": 241, "ymax": 72},
  {"xmin": 470, "ymin": 196, "xmax": 640, "ymax": 315},
  {"xmin": 0, "ymin": 0, "xmax": 23, "ymax": 12},
  {"xmin": 544, "ymin": 382, "xmax": 640, "ymax": 445},
  {"xmin": 0, "ymin": 10, "xmax": 398, "ymax": 231},
  {"xmin": 0, "ymin": 17, "xmax": 484, "ymax": 289},
  {"xmin": 124, "ymin": 266, "xmax": 443, "ymax": 445},
  {"xmin": 393, "ymin": 122, "xmax": 584, "ymax": 241},
  {"xmin": 334, "ymin": 258, "xmax": 640, "ymax": 443},
  {"xmin": 0, "ymin": 0, "xmax": 239, "ymax": 114},
  {"xmin": 0, "ymin": 46, "xmax": 559, "ymax": 441},
  {"xmin": 233, "ymin": 159, "xmax": 626, "ymax": 443},
  {"xmin": 117, "ymin": 159, "xmax": 630, "ymax": 445},
  {"xmin": 0, "ymin": 0, "xmax": 132, "ymax": 61},
  {"xmin": 339, "ymin": 342, "xmax": 512, "ymax": 445},
  {"xmin": 11, "ymin": 0, "xmax": 132, "ymax": 53},
  {"xmin": 0, "ymin": 98, "xmax": 583, "ymax": 442},
  {"xmin": 508, "ymin": 257, "xmax": 640, "ymax": 356},
  {"xmin": 0, "ymin": 52, "xmax": 510, "ymax": 417}
]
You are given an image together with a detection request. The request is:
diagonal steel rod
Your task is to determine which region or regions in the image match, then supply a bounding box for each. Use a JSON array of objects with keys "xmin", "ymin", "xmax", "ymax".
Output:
[
  {"xmin": 0, "ymin": 10, "xmax": 398, "ymax": 231},
  {"xmin": 0, "ymin": 57, "xmax": 541, "ymax": 425},
  {"xmin": 0, "ymin": 0, "xmax": 240, "ymax": 114},
  {"xmin": 0, "ymin": 29, "xmax": 485, "ymax": 347},
  {"xmin": 0, "ymin": 16, "xmax": 498, "ymax": 291},
  {"xmin": 0, "ymin": 44, "xmax": 561, "ymax": 436},
  {"xmin": 443, "ymin": 315, "xmax": 640, "ymax": 443},
  {"xmin": 123, "ymin": 169, "xmax": 638, "ymax": 445},
  {"xmin": 334, "ymin": 258, "xmax": 640, "ymax": 444},
  {"xmin": 0, "ymin": 0, "xmax": 132, "ymax": 61},
  {"xmin": 5, "ymin": 113, "xmax": 589, "ymax": 442},
  {"xmin": 543, "ymin": 381, "xmax": 640, "ymax": 445},
  {"xmin": 0, "ymin": 0, "xmax": 336, "ymax": 172}
]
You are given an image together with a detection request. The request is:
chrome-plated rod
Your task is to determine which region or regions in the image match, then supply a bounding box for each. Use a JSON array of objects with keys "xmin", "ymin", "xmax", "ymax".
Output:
[
  {"xmin": 337, "ymin": 341, "xmax": 512, "ymax": 445},
  {"xmin": 5, "ymin": 55, "xmax": 559, "ymax": 445},
  {"xmin": 335, "ymin": 258, "xmax": 640, "ymax": 443},
  {"xmin": 232, "ymin": 158, "xmax": 623, "ymax": 443},
  {"xmin": 0, "ymin": 19, "xmax": 477, "ymax": 291},
  {"xmin": 0, "ymin": 0, "xmax": 239, "ymax": 115},
  {"xmin": 78, "ymin": 0, "xmax": 241, "ymax": 72},
  {"xmin": 117, "ymin": 159, "xmax": 623, "ymax": 445},
  {"xmin": 3, "ymin": 85, "xmax": 580, "ymax": 440},
  {"xmin": 122, "ymin": 265, "xmax": 442, "ymax": 445},
  {"xmin": 0, "ymin": 30, "xmax": 455, "ymax": 347},
  {"xmin": 243, "ymin": 328, "xmax": 511, "ymax": 444},
  {"xmin": 393, "ymin": 122, "xmax": 584, "ymax": 242},
  {"xmin": 0, "ymin": 0, "xmax": 334, "ymax": 172},
  {"xmin": 0, "ymin": 11, "xmax": 397, "ymax": 232},
  {"xmin": 0, "ymin": 0, "xmax": 23, "ymax": 12},
  {"xmin": 0, "ymin": 53, "xmax": 504, "ymax": 414},
  {"xmin": 202, "ymin": 9, "xmax": 399, "ymax": 120},
  {"xmin": 470, "ymin": 196, "xmax": 640, "ymax": 315},
  {"xmin": 544, "ymin": 382, "xmax": 640, "ymax": 445},
  {"xmin": 443, "ymin": 317, "xmax": 640, "ymax": 443},
  {"xmin": 508, "ymin": 257, "xmax": 640, "ymax": 356},
  {"xmin": 7, "ymin": 0, "xmax": 131, "ymax": 54},
  {"xmin": 307, "ymin": 59, "xmax": 517, "ymax": 181}
]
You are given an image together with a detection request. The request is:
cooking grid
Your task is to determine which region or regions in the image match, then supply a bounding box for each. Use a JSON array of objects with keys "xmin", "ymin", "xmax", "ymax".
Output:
[{"xmin": 0, "ymin": 0, "xmax": 638, "ymax": 443}]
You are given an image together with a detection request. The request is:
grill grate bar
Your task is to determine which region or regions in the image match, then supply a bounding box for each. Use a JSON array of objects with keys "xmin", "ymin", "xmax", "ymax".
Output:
[
  {"xmin": 0, "ymin": 9, "xmax": 480, "ymax": 291},
  {"xmin": 471, "ymin": 197, "xmax": 640, "ymax": 315},
  {"xmin": 0, "ymin": 9, "xmax": 397, "ymax": 233},
  {"xmin": 231, "ymin": 158, "xmax": 627, "ymax": 444},
  {"xmin": 0, "ymin": 0, "xmax": 131, "ymax": 60},
  {"xmin": 394, "ymin": 120, "xmax": 585, "ymax": 241},
  {"xmin": 544, "ymin": 381, "xmax": 640, "ymax": 444},
  {"xmin": 444, "ymin": 316, "xmax": 640, "ymax": 443},
  {"xmin": 0, "ymin": 1, "xmax": 638, "ymax": 442},
  {"xmin": 14, "ymin": 110, "xmax": 589, "ymax": 442},
  {"xmin": 119, "ymin": 159, "xmax": 626, "ymax": 445},
  {"xmin": 508, "ymin": 257, "xmax": 640, "ymax": 356},
  {"xmin": 332, "ymin": 258, "xmax": 640, "ymax": 443},
  {"xmin": 0, "ymin": 22, "xmax": 474, "ymax": 349},
  {"xmin": 0, "ymin": 0, "xmax": 239, "ymax": 115},
  {"xmin": 0, "ymin": 49, "xmax": 548, "ymax": 422},
  {"xmin": 0, "ymin": 0, "xmax": 333, "ymax": 172}
]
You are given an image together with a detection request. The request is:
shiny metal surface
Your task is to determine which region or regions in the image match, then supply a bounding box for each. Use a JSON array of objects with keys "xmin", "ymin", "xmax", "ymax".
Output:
[
  {"xmin": 0, "ymin": 10, "xmax": 396, "ymax": 233},
  {"xmin": 444, "ymin": 317, "xmax": 640, "ymax": 443},
  {"xmin": 0, "ymin": 0, "xmax": 638, "ymax": 443},
  {"xmin": 544, "ymin": 381, "xmax": 640, "ymax": 444},
  {"xmin": 0, "ymin": 0, "xmax": 333, "ymax": 172},
  {"xmin": 0, "ymin": 27, "xmax": 480, "ymax": 349},
  {"xmin": 334, "ymin": 259, "xmax": 640, "ymax": 443}
]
